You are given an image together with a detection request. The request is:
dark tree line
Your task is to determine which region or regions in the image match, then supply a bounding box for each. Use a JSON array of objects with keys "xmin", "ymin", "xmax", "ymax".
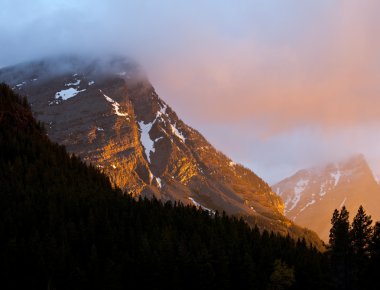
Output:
[{"xmin": 328, "ymin": 205, "xmax": 380, "ymax": 290}]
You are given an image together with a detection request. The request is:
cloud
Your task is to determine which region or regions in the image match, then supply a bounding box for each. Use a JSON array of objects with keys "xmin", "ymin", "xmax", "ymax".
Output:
[
  {"xmin": 147, "ymin": 0, "xmax": 380, "ymax": 134},
  {"xmin": 1, "ymin": 0, "xmax": 379, "ymax": 181}
]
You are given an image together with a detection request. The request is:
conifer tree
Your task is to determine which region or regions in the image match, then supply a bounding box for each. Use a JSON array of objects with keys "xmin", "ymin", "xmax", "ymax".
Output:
[
  {"xmin": 329, "ymin": 206, "xmax": 351, "ymax": 289},
  {"xmin": 351, "ymin": 206, "xmax": 372, "ymax": 259},
  {"xmin": 370, "ymin": 222, "xmax": 380, "ymax": 272},
  {"xmin": 329, "ymin": 209, "xmax": 340, "ymax": 249},
  {"xmin": 329, "ymin": 207, "xmax": 350, "ymax": 254},
  {"xmin": 372, "ymin": 222, "xmax": 380, "ymax": 260},
  {"xmin": 363, "ymin": 222, "xmax": 380, "ymax": 289},
  {"xmin": 350, "ymin": 206, "xmax": 373, "ymax": 288}
]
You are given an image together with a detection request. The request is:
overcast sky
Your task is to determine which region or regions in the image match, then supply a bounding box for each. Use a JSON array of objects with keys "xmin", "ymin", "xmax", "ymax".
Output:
[{"xmin": 1, "ymin": 0, "xmax": 380, "ymax": 183}]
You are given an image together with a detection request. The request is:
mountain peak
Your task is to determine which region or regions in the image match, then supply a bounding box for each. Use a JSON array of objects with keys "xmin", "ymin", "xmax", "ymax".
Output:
[
  {"xmin": 341, "ymin": 153, "xmax": 367, "ymax": 168},
  {"xmin": 0, "ymin": 56, "xmax": 327, "ymax": 247},
  {"xmin": 0, "ymin": 56, "xmax": 324, "ymax": 247},
  {"xmin": 273, "ymin": 154, "xmax": 380, "ymax": 241}
]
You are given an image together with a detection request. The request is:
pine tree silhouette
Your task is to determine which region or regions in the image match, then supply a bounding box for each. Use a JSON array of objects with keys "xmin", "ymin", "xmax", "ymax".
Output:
[
  {"xmin": 350, "ymin": 206, "xmax": 372, "ymax": 288},
  {"xmin": 329, "ymin": 206, "xmax": 351, "ymax": 289}
]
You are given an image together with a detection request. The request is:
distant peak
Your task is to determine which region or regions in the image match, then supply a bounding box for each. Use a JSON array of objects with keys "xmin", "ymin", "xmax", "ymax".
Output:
[
  {"xmin": 344, "ymin": 153, "xmax": 366, "ymax": 164},
  {"xmin": 315, "ymin": 154, "xmax": 368, "ymax": 173},
  {"xmin": 338, "ymin": 154, "xmax": 369, "ymax": 171}
]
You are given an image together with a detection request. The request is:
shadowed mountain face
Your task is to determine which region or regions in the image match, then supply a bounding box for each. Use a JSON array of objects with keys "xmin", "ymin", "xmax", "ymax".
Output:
[
  {"xmin": 273, "ymin": 154, "xmax": 380, "ymax": 241},
  {"xmin": 0, "ymin": 55, "xmax": 322, "ymax": 245}
]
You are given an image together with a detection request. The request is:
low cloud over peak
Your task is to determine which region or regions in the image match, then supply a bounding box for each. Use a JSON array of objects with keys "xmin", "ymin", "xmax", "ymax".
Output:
[{"xmin": 1, "ymin": 0, "xmax": 380, "ymax": 182}]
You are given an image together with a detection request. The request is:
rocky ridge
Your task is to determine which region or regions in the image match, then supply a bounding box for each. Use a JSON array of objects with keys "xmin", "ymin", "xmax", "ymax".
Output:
[{"xmin": 0, "ymin": 55, "xmax": 321, "ymax": 246}]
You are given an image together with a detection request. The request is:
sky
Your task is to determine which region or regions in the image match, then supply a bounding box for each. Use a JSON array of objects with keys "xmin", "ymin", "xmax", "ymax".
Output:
[{"xmin": 1, "ymin": 0, "xmax": 380, "ymax": 183}]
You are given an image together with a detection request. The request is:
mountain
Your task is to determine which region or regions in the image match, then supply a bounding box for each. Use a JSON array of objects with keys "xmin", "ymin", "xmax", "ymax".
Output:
[
  {"xmin": 0, "ymin": 55, "xmax": 322, "ymax": 245},
  {"xmin": 273, "ymin": 155, "xmax": 380, "ymax": 241},
  {"xmin": 0, "ymin": 83, "xmax": 328, "ymax": 289}
]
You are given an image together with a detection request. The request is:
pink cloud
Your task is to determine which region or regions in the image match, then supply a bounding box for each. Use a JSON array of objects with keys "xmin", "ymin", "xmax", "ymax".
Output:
[{"xmin": 148, "ymin": 1, "xmax": 380, "ymax": 135}]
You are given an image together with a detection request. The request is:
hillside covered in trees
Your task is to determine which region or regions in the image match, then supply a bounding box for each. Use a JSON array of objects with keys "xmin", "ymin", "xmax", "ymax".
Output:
[{"xmin": 0, "ymin": 83, "xmax": 378, "ymax": 289}]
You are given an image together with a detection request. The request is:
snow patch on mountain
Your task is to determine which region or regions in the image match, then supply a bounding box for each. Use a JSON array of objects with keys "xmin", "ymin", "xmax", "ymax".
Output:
[
  {"xmin": 100, "ymin": 90, "xmax": 129, "ymax": 118},
  {"xmin": 170, "ymin": 123, "xmax": 186, "ymax": 142},
  {"xmin": 156, "ymin": 177, "xmax": 162, "ymax": 188},
  {"xmin": 65, "ymin": 79, "xmax": 81, "ymax": 86},
  {"xmin": 300, "ymin": 199, "xmax": 316, "ymax": 213},
  {"xmin": 55, "ymin": 87, "xmax": 86, "ymax": 100},
  {"xmin": 148, "ymin": 169, "xmax": 154, "ymax": 183},
  {"xmin": 331, "ymin": 170, "xmax": 341, "ymax": 186},
  {"xmin": 295, "ymin": 179, "xmax": 309, "ymax": 196},
  {"xmin": 16, "ymin": 81, "xmax": 26, "ymax": 87},
  {"xmin": 188, "ymin": 197, "xmax": 215, "ymax": 214},
  {"xmin": 287, "ymin": 179, "xmax": 309, "ymax": 212},
  {"xmin": 339, "ymin": 197, "xmax": 347, "ymax": 208},
  {"xmin": 374, "ymin": 174, "xmax": 380, "ymax": 184},
  {"xmin": 156, "ymin": 103, "xmax": 168, "ymax": 119},
  {"xmin": 319, "ymin": 182, "xmax": 327, "ymax": 197},
  {"xmin": 48, "ymin": 100, "xmax": 60, "ymax": 106},
  {"xmin": 138, "ymin": 121, "xmax": 155, "ymax": 163}
]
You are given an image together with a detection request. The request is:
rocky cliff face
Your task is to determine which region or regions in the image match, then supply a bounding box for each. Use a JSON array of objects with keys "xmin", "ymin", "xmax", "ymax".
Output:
[
  {"xmin": 0, "ymin": 55, "xmax": 321, "ymax": 246},
  {"xmin": 273, "ymin": 155, "xmax": 380, "ymax": 241}
]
